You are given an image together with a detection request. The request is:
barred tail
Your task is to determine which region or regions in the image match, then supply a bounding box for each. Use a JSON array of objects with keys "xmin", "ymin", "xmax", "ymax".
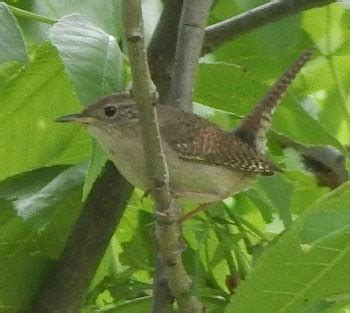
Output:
[{"xmin": 234, "ymin": 49, "xmax": 314, "ymax": 154}]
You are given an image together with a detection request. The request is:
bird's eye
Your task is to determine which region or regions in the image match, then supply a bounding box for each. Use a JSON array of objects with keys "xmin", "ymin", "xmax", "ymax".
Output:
[{"xmin": 104, "ymin": 106, "xmax": 117, "ymax": 117}]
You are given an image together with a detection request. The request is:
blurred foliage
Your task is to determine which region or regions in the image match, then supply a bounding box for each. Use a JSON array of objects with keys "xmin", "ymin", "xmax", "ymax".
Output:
[{"xmin": 0, "ymin": 0, "xmax": 349, "ymax": 312}]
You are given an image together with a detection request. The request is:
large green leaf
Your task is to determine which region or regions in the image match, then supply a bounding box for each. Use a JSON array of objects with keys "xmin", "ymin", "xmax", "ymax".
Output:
[
  {"xmin": 208, "ymin": 0, "xmax": 240, "ymax": 24},
  {"xmin": 0, "ymin": 165, "xmax": 84, "ymax": 311},
  {"xmin": 0, "ymin": 199, "xmax": 50, "ymax": 312},
  {"xmin": 0, "ymin": 2, "xmax": 28, "ymax": 64},
  {"xmin": 49, "ymin": 14, "xmax": 124, "ymax": 105},
  {"xmin": 119, "ymin": 209, "xmax": 154, "ymax": 269},
  {"xmin": 16, "ymin": 0, "xmax": 122, "ymax": 43},
  {"xmin": 0, "ymin": 61, "xmax": 23, "ymax": 92},
  {"xmin": 225, "ymin": 182, "xmax": 350, "ymax": 313},
  {"xmin": 0, "ymin": 43, "xmax": 90, "ymax": 181},
  {"xmin": 258, "ymin": 174, "xmax": 295, "ymax": 229},
  {"xmin": 211, "ymin": 6, "xmax": 304, "ymax": 82}
]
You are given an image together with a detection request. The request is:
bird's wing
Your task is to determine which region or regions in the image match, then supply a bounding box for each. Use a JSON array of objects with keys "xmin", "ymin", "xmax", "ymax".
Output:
[{"xmin": 159, "ymin": 107, "xmax": 278, "ymax": 175}]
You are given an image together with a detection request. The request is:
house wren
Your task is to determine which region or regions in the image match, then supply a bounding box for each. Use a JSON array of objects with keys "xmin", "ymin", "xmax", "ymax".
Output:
[{"xmin": 56, "ymin": 51, "xmax": 312, "ymax": 203}]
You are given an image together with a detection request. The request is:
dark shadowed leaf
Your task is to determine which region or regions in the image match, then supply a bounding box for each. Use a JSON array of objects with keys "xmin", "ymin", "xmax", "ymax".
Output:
[{"xmin": 0, "ymin": 165, "xmax": 85, "ymax": 311}]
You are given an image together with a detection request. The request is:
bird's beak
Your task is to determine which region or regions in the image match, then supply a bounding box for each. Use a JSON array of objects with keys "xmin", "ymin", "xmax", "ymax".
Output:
[{"xmin": 55, "ymin": 114, "xmax": 95, "ymax": 125}]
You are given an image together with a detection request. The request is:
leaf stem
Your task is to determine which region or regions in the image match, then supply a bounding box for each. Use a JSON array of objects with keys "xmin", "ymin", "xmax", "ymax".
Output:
[
  {"xmin": 7, "ymin": 5, "xmax": 55, "ymax": 25},
  {"xmin": 226, "ymin": 206, "xmax": 270, "ymax": 242}
]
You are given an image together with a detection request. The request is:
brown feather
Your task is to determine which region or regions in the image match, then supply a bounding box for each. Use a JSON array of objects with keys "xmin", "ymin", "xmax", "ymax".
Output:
[{"xmin": 159, "ymin": 106, "xmax": 278, "ymax": 175}]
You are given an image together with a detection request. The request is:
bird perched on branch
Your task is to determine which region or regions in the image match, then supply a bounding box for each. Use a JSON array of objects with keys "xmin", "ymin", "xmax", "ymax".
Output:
[{"xmin": 56, "ymin": 50, "xmax": 313, "ymax": 205}]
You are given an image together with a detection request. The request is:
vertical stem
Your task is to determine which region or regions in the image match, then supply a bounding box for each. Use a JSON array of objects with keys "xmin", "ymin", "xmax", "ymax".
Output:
[
  {"xmin": 167, "ymin": 0, "xmax": 213, "ymax": 110},
  {"xmin": 152, "ymin": 257, "xmax": 174, "ymax": 313},
  {"xmin": 147, "ymin": 0, "xmax": 183, "ymax": 104},
  {"xmin": 122, "ymin": 1, "xmax": 204, "ymax": 312}
]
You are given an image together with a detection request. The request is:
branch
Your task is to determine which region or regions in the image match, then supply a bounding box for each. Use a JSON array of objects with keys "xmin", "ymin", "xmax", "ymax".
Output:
[
  {"xmin": 203, "ymin": 0, "xmax": 336, "ymax": 54},
  {"xmin": 147, "ymin": 1, "xmax": 184, "ymax": 311},
  {"xmin": 147, "ymin": 0, "xmax": 183, "ymax": 103},
  {"xmin": 152, "ymin": 257, "xmax": 174, "ymax": 313},
  {"xmin": 122, "ymin": 1, "xmax": 204, "ymax": 312},
  {"xmin": 121, "ymin": 0, "xmax": 167, "ymax": 206},
  {"xmin": 167, "ymin": 0, "xmax": 213, "ymax": 110},
  {"xmin": 271, "ymin": 132, "xmax": 348, "ymax": 189},
  {"xmin": 32, "ymin": 161, "xmax": 133, "ymax": 313},
  {"xmin": 158, "ymin": 0, "xmax": 214, "ymax": 309}
]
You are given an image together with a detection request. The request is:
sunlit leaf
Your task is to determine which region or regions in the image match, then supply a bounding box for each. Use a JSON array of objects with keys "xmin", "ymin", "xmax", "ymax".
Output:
[
  {"xmin": 226, "ymin": 182, "xmax": 350, "ymax": 313},
  {"xmin": 0, "ymin": 43, "xmax": 90, "ymax": 181}
]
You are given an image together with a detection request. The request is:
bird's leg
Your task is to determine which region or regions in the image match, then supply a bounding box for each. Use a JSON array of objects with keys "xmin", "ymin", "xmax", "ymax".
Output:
[{"xmin": 178, "ymin": 203, "xmax": 212, "ymax": 224}]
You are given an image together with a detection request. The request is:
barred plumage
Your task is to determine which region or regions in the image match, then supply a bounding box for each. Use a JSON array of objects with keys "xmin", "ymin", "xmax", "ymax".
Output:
[
  {"xmin": 159, "ymin": 105, "xmax": 278, "ymax": 175},
  {"xmin": 234, "ymin": 49, "xmax": 314, "ymax": 154}
]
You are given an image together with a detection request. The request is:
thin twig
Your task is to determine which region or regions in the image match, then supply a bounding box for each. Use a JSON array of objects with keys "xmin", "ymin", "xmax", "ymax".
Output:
[
  {"xmin": 122, "ymin": 1, "xmax": 204, "ymax": 312},
  {"xmin": 146, "ymin": 1, "xmax": 188, "ymax": 311},
  {"xmin": 121, "ymin": 0, "xmax": 169, "ymax": 215},
  {"xmin": 167, "ymin": 0, "xmax": 214, "ymax": 111},
  {"xmin": 32, "ymin": 162, "xmax": 133, "ymax": 313},
  {"xmin": 203, "ymin": 0, "xmax": 336, "ymax": 55},
  {"xmin": 147, "ymin": 1, "xmax": 184, "ymax": 311}
]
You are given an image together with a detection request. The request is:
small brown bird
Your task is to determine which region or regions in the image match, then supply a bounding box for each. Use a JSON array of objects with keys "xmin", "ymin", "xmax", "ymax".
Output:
[{"xmin": 57, "ymin": 50, "xmax": 313, "ymax": 204}]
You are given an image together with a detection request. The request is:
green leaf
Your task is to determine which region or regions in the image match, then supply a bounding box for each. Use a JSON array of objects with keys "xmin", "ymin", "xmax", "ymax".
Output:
[
  {"xmin": 258, "ymin": 174, "xmax": 295, "ymax": 229},
  {"xmin": 0, "ymin": 165, "xmax": 84, "ymax": 311},
  {"xmin": 0, "ymin": 165, "xmax": 85, "ymax": 255},
  {"xmin": 27, "ymin": 0, "xmax": 123, "ymax": 40},
  {"xmin": 212, "ymin": 12, "xmax": 305, "ymax": 82},
  {"xmin": 0, "ymin": 199, "xmax": 51, "ymax": 312},
  {"xmin": 245, "ymin": 189, "xmax": 274, "ymax": 224},
  {"xmin": 0, "ymin": 2, "xmax": 28, "ymax": 64},
  {"xmin": 303, "ymin": 4, "xmax": 346, "ymax": 55},
  {"xmin": 0, "ymin": 61, "xmax": 23, "ymax": 92},
  {"xmin": 208, "ymin": 0, "xmax": 240, "ymax": 24},
  {"xmin": 13, "ymin": 166, "xmax": 84, "ymax": 223},
  {"xmin": 0, "ymin": 43, "xmax": 91, "ymax": 181},
  {"xmin": 49, "ymin": 13, "xmax": 124, "ymax": 105},
  {"xmin": 284, "ymin": 170, "xmax": 328, "ymax": 215},
  {"xmin": 83, "ymin": 141, "xmax": 108, "ymax": 199},
  {"xmin": 119, "ymin": 210, "xmax": 154, "ymax": 269},
  {"xmin": 225, "ymin": 182, "xmax": 350, "ymax": 313}
]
